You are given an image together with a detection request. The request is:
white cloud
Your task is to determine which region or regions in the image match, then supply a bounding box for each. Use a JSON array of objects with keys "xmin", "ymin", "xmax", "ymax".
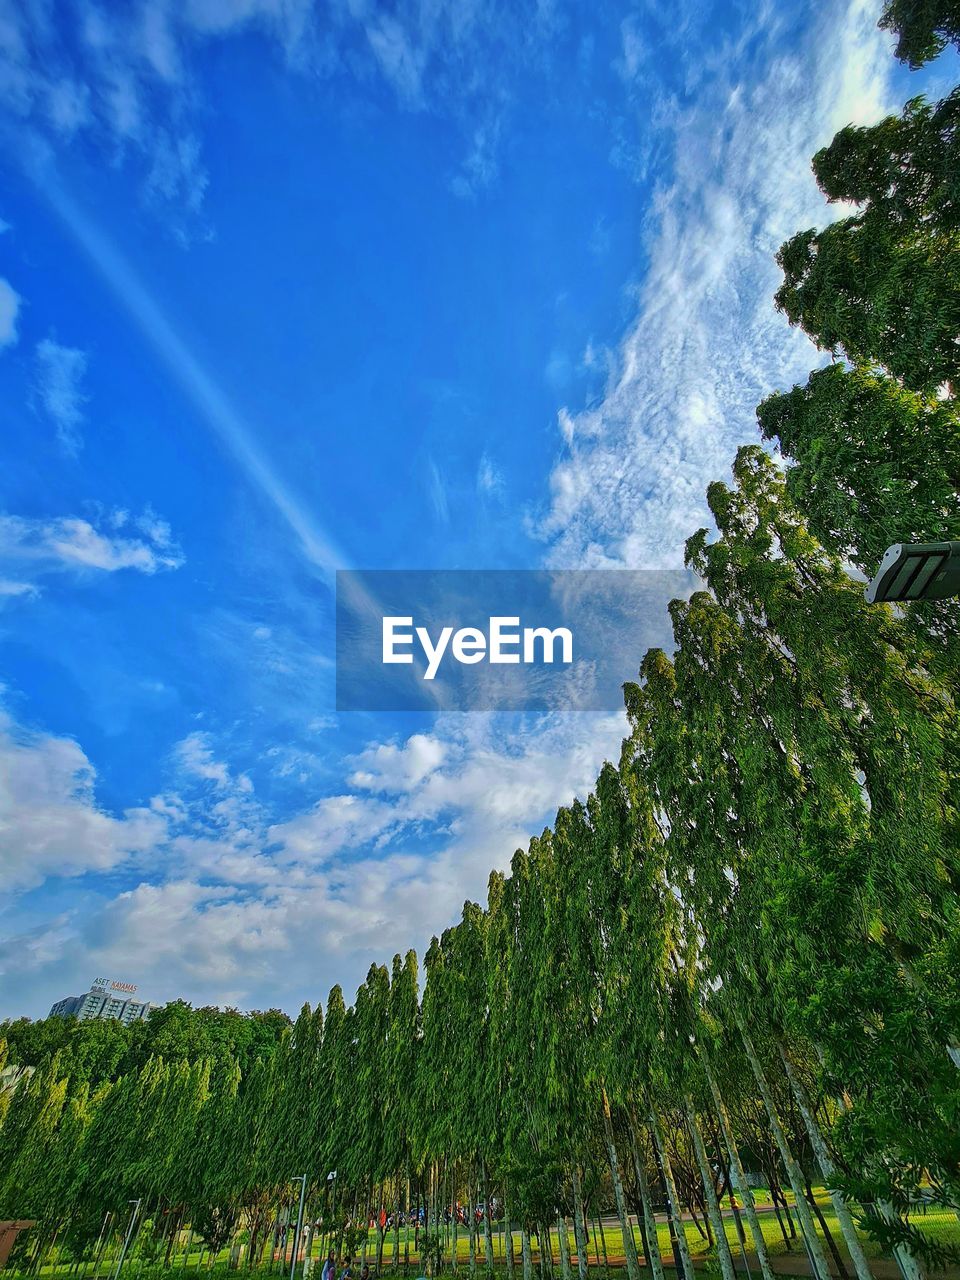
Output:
[
  {"xmin": 0, "ymin": 707, "xmax": 624, "ymax": 1015},
  {"xmin": 348, "ymin": 733, "xmax": 447, "ymax": 793},
  {"xmin": 0, "ymin": 0, "xmax": 553, "ymax": 228},
  {"xmin": 0, "ymin": 277, "xmax": 20, "ymax": 346},
  {"xmin": 34, "ymin": 338, "xmax": 88, "ymax": 452},
  {"xmin": 535, "ymin": 0, "xmax": 896, "ymax": 570},
  {"xmin": 269, "ymin": 793, "xmax": 396, "ymax": 864},
  {"xmin": 0, "ymin": 579, "xmax": 37, "ymax": 598},
  {"xmin": 477, "ymin": 452, "xmax": 504, "ymax": 497},
  {"xmin": 144, "ymin": 128, "xmax": 208, "ymax": 214},
  {"xmin": 175, "ymin": 732, "xmax": 233, "ymax": 788},
  {"xmin": 365, "ymin": 15, "xmax": 426, "ymax": 104},
  {"xmin": 0, "ymin": 0, "xmax": 912, "ymax": 1023},
  {"xmin": 426, "ymin": 456, "xmax": 450, "ymax": 524},
  {"xmin": 0, "ymin": 708, "xmax": 166, "ymax": 893},
  {"xmin": 0, "ymin": 509, "xmax": 184, "ymax": 591},
  {"xmin": 450, "ymin": 115, "xmax": 503, "ymax": 199}
]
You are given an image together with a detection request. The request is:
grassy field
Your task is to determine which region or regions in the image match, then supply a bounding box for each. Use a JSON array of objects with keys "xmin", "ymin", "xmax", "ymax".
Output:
[{"xmin": 11, "ymin": 1190, "xmax": 960, "ymax": 1280}]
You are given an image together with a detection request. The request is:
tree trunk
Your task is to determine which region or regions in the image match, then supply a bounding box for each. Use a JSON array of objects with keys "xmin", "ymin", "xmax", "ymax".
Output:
[
  {"xmin": 626, "ymin": 1118, "xmax": 665, "ymax": 1280},
  {"xmin": 875, "ymin": 1204, "xmax": 924, "ymax": 1280},
  {"xmin": 735, "ymin": 1020, "xmax": 832, "ymax": 1280},
  {"xmin": 481, "ymin": 1164, "xmax": 494, "ymax": 1278},
  {"xmin": 522, "ymin": 1228, "xmax": 532, "ymax": 1280},
  {"xmin": 596, "ymin": 1217, "xmax": 610, "ymax": 1280},
  {"xmin": 504, "ymin": 1194, "xmax": 515, "ymax": 1280},
  {"xmin": 395, "ymin": 1171, "xmax": 405, "ymax": 1272},
  {"xmin": 683, "ymin": 1095, "xmax": 737, "ymax": 1280},
  {"xmin": 778, "ymin": 1046, "xmax": 874, "ymax": 1280},
  {"xmin": 468, "ymin": 1165, "xmax": 478, "ymax": 1280},
  {"xmin": 543, "ymin": 1223, "xmax": 555, "ymax": 1279},
  {"xmin": 804, "ymin": 1172, "xmax": 849, "ymax": 1280},
  {"xmin": 702, "ymin": 1054, "xmax": 777, "ymax": 1280},
  {"xmin": 588, "ymin": 1220, "xmax": 601, "ymax": 1274},
  {"xmin": 570, "ymin": 1165, "xmax": 590, "ymax": 1280},
  {"xmin": 772, "ymin": 1185, "xmax": 796, "ymax": 1244},
  {"xmin": 600, "ymin": 1094, "xmax": 641, "ymax": 1280},
  {"xmin": 452, "ymin": 1166, "xmax": 459, "ymax": 1274},
  {"xmin": 558, "ymin": 1217, "xmax": 572, "ymax": 1280},
  {"xmin": 648, "ymin": 1109, "xmax": 695, "ymax": 1280}
]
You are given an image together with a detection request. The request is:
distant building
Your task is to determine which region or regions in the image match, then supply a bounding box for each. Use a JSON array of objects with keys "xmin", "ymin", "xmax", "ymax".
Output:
[{"xmin": 48, "ymin": 978, "xmax": 157, "ymax": 1026}]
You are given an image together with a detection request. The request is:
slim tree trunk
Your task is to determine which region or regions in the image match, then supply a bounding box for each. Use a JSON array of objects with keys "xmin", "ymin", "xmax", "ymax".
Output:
[
  {"xmin": 683, "ymin": 1096, "xmax": 737, "ymax": 1280},
  {"xmin": 777, "ymin": 1046, "xmax": 877, "ymax": 1280},
  {"xmin": 626, "ymin": 1119, "xmax": 665, "ymax": 1280},
  {"xmin": 540, "ymin": 1223, "xmax": 554, "ymax": 1279},
  {"xmin": 803, "ymin": 1172, "xmax": 849, "ymax": 1280},
  {"xmin": 772, "ymin": 1185, "xmax": 796, "ymax": 1244},
  {"xmin": 648, "ymin": 1110, "xmax": 695, "ymax": 1280},
  {"xmin": 182, "ymin": 1231, "xmax": 194, "ymax": 1274},
  {"xmin": 702, "ymin": 1054, "xmax": 777, "ymax": 1280},
  {"xmin": 395, "ymin": 1172, "xmax": 405, "ymax": 1272},
  {"xmin": 468, "ymin": 1165, "xmax": 478, "ymax": 1280},
  {"xmin": 452, "ymin": 1165, "xmax": 459, "ymax": 1274},
  {"xmin": 875, "ymin": 1204, "xmax": 924, "ymax": 1280},
  {"xmin": 570, "ymin": 1165, "xmax": 590, "ymax": 1280},
  {"xmin": 596, "ymin": 1218, "xmax": 609, "ymax": 1280},
  {"xmin": 557, "ymin": 1217, "xmax": 572, "ymax": 1280},
  {"xmin": 735, "ymin": 1020, "xmax": 832, "ymax": 1280},
  {"xmin": 588, "ymin": 1220, "xmax": 600, "ymax": 1274},
  {"xmin": 481, "ymin": 1164, "xmax": 494, "ymax": 1278},
  {"xmin": 504, "ymin": 1195, "xmax": 515, "ymax": 1280},
  {"xmin": 522, "ymin": 1228, "xmax": 532, "ymax": 1280},
  {"xmin": 600, "ymin": 1095, "xmax": 640, "ymax": 1280}
]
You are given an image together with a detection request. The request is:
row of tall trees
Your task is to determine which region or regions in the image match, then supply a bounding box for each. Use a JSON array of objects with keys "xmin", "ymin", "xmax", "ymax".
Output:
[{"xmin": 2, "ymin": 1, "xmax": 958, "ymax": 1276}]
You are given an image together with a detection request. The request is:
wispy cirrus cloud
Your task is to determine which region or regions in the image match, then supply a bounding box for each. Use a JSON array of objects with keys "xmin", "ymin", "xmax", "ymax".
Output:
[
  {"xmin": 175, "ymin": 731, "xmax": 253, "ymax": 795},
  {"xmin": 0, "ymin": 508, "xmax": 183, "ymax": 597},
  {"xmin": 535, "ymin": 0, "xmax": 897, "ymax": 570},
  {"xmin": 0, "ymin": 0, "xmax": 564, "ymax": 229},
  {"xmin": 34, "ymin": 337, "xmax": 88, "ymax": 453},
  {"xmin": 0, "ymin": 276, "xmax": 21, "ymax": 346}
]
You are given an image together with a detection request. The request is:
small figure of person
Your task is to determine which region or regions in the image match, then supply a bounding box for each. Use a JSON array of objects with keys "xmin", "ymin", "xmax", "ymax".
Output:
[{"xmin": 321, "ymin": 1252, "xmax": 336, "ymax": 1280}]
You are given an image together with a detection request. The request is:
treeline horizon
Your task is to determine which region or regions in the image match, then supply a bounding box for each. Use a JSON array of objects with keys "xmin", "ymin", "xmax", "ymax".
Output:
[{"xmin": 2, "ymin": 2, "xmax": 959, "ymax": 1279}]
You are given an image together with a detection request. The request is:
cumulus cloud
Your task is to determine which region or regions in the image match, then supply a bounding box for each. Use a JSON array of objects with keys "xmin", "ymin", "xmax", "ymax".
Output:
[
  {"xmin": 0, "ymin": 708, "xmax": 165, "ymax": 893},
  {"xmin": 34, "ymin": 338, "xmax": 88, "ymax": 452},
  {"xmin": 0, "ymin": 708, "xmax": 624, "ymax": 1014},
  {"xmin": 0, "ymin": 508, "xmax": 183, "ymax": 595},
  {"xmin": 535, "ymin": 0, "xmax": 896, "ymax": 569},
  {"xmin": 348, "ymin": 733, "xmax": 447, "ymax": 793}
]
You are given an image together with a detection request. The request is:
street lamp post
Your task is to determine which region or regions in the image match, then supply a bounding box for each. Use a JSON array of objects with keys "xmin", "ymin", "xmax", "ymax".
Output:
[
  {"xmin": 290, "ymin": 1176, "xmax": 308, "ymax": 1280},
  {"xmin": 88, "ymin": 1210, "xmax": 113, "ymax": 1280},
  {"xmin": 111, "ymin": 1201, "xmax": 141, "ymax": 1280},
  {"xmin": 865, "ymin": 541, "xmax": 960, "ymax": 604},
  {"xmin": 326, "ymin": 1172, "xmax": 338, "ymax": 1259}
]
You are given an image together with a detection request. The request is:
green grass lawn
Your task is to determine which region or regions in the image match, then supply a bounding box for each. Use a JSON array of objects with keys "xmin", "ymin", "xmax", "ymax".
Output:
[{"xmin": 13, "ymin": 1191, "xmax": 960, "ymax": 1280}]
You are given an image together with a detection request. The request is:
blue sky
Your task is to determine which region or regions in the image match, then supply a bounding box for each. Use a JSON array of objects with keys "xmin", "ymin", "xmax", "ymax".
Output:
[{"xmin": 0, "ymin": 0, "xmax": 951, "ymax": 1018}]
